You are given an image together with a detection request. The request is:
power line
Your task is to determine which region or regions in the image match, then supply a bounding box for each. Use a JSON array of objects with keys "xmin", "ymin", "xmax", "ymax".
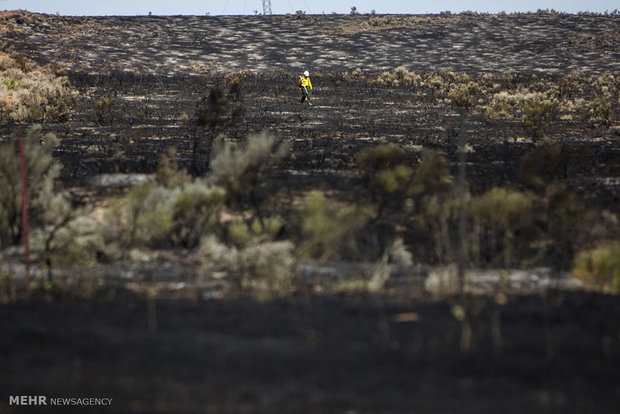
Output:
[{"xmin": 262, "ymin": 0, "xmax": 272, "ymax": 15}]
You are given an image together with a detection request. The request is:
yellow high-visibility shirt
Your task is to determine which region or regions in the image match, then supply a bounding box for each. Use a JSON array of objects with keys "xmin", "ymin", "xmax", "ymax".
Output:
[{"xmin": 300, "ymin": 76, "xmax": 312, "ymax": 89}]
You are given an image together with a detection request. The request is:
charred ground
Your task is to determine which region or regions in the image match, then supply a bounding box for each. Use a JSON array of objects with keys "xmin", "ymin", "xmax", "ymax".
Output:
[{"xmin": 1, "ymin": 10, "xmax": 620, "ymax": 414}]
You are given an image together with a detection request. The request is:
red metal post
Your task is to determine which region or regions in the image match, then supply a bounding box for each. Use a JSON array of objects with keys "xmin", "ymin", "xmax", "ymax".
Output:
[{"xmin": 18, "ymin": 136, "xmax": 30, "ymax": 280}]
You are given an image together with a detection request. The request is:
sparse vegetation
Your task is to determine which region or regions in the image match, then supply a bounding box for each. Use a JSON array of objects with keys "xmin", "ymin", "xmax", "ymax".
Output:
[
  {"xmin": 0, "ymin": 54, "xmax": 76, "ymax": 124},
  {"xmin": 2, "ymin": 11, "xmax": 620, "ymax": 414},
  {"xmin": 376, "ymin": 66, "xmax": 422, "ymax": 88}
]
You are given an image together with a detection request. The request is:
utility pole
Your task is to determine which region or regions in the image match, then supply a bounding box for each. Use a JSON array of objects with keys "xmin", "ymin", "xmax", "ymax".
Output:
[
  {"xmin": 18, "ymin": 137, "xmax": 30, "ymax": 281},
  {"xmin": 262, "ymin": 0, "xmax": 272, "ymax": 15}
]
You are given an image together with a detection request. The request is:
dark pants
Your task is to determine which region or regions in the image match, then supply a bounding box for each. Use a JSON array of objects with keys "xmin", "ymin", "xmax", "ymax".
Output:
[{"xmin": 300, "ymin": 87, "xmax": 311, "ymax": 103}]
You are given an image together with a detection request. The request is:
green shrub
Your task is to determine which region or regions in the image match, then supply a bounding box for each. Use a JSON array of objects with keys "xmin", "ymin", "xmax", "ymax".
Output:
[
  {"xmin": 472, "ymin": 187, "xmax": 534, "ymax": 267},
  {"xmin": 297, "ymin": 190, "xmax": 371, "ymax": 261},
  {"xmin": 408, "ymin": 150, "xmax": 457, "ymax": 263},
  {"xmin": 473, "ymin": 188, "xmax": 533, "ymax": 231},
  {"xmin": 409, "ymin": 149, "xmax": 453, "ymax": 197},
  {"xmin": 197, "ymin": 235, "xmax": 295, "ymax": 300},
  {"xmin": 170, "ymin": 182, "xmax": 226, "ymax": 248},
  {"xmin": 32, "ymin": 214, "xmax": 102, "ymax": 271},
  {"xmin": 357, "ymin": 144, "xmax": 415, "ymax": 217},
  {"xmin": 0, "ymin": 56, "xmax": 76, "ymax": 124},
  {"xmin": 544, "ymin": 182, "xmax": 592, "ymax": 270},
  {"xmin": 343, "ymin": 68, "xmax": 367, "ymax": 82},
  {"xmin": 109, "ymin": 180, "xmax": 225, "ymax": 249},
  {"xmin": 376, "ymin": 66, "xmax": 422, "ymax": 88},
  {"xmin": 109, "ymin": 145, "xmax": 227, "ymax": 249},
  {"xmin": 573, "ymin": 242, "xmax": 620, "ymax": 293},
  {"xmin": 586, "ymin": 95, "xmax": 611, "ymax": 124},
  {"xmin": 155, "ymin": 147, "xmax": 191, "ymax": 189},
  {"xmin": 0, "ymin": 125, "xmax": 61, "ymax": 248},
  {"xmin": 228, "ymin": 216, "xmax": 283, "ymax": 248},
  {"xmin": 0, "ymin": 125, "xmax": 97, "ymax": 273},
  {"xmin": 209, "ymin": 131, "xmax": 290, "ymax": 226},
  {"xmin": 197, "ymin": 235, "xmax": 239, "ymax": 278},
  {"xmin": 3, "ymin": 78, "xmax": 20, "ymax": 91},
  {"xmin": 239, "ymin": 240, "xmax": 295, "ymax": 300},
  {"xmin": 522, "ymin": 97, "xmax": 557, "ymax": 140},
  {"xmin": 449, "ymin": 84, "xmax": 473, "ymax": 110}
]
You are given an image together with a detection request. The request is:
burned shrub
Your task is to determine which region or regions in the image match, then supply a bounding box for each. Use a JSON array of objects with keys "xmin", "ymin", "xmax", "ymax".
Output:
[
  {"xmin": 192, "ymin": 87, "xmax": 229, "ymax": 174},
  {"xmin": 92, "ymin": 97, "xmax": 116, "ymax": 125},
  {"xmin": 520, "ymin": 142, "xmax": 568, "ymax": 190},
  {"xmin": 196, "ymin": 88, "xmax": 229, "ymax": 130},
  {"xmin": 228, "ymin": 72, "xmax": 246, "ymax": 102}
]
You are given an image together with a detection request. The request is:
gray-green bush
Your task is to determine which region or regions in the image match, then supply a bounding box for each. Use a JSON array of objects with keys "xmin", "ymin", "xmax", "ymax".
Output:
[
  {"xmin": 0, "ymin": 55, "xmax": 76, "ymax": 124},
  {"xmin": 209, "ymin": 131, "xmax": 290, "ymax": 228},
  {"xmin": 0, "ymin": 126, "xmax": 60, "ymax": 248}
]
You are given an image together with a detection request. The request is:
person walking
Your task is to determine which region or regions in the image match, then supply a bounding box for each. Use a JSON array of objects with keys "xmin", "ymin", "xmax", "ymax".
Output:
[{"xmin": 299, "ymin": 70, "xmax": 313, "ymax": 105}]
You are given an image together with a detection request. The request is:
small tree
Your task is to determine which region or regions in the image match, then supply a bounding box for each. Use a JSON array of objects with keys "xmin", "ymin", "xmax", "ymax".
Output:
[
  {"xmin": 409, "ymin": 150, "xmax": 456, "ymax": 264},
  {"xmin": 32, "ymin": 189, "xmax": 99, "ymax": 279},
  {"xmin": 193, "ymin": 88, "xmax": 229, "ymax": 175}
]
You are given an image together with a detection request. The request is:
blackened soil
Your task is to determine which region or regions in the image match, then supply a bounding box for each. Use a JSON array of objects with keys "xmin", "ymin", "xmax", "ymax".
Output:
[
  {"xmin": 3, "ymin": 13, "xmax": 619, "ymax": 75},
  {"xmin": 0, "ymin": 12, "xmax": 619, "ymax": 207},
  {"xmin": 1, "ymin": 290, "xmax": 620, "ymax": 413},
  {"xmin": 1, "ymin": 11, "xmax": 620, "ymax": 414}
]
